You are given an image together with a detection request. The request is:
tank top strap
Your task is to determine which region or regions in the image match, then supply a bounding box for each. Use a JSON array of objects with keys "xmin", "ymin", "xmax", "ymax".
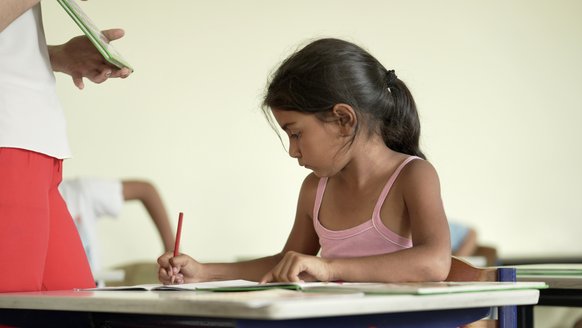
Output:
[
  {"xmin": 313, "ymin": 177, "xmax": 329, "ymax": 221},
  {"xmin": 372, "ymin": 156, "xmax": 421, "ymax": 217}
]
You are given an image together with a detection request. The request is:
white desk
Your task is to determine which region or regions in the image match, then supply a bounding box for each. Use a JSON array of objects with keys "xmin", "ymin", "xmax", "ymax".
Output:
[
  {"xmin": 0, "ymin": 288, "xmax": 540, "ymax": 327},
  {"xmin": 519, "ymin": 275, "xmax": 582, "ymax": 290}
]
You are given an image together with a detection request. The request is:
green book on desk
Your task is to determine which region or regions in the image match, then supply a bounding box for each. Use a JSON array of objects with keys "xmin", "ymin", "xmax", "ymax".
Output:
[
  {"xmin": 511, "ymin": 264, "xmax": 582, "ymax": 289},
  {"xmin": 513, "ymin": 264, "xmax": 582, "ymax": 276},
  {"xmin": 81, "ymin": 279, "xmax": 547, "ymax": 295},
  {"xmin": 57, "ymin": 0, "xmax": 134, "ymax": 71}
]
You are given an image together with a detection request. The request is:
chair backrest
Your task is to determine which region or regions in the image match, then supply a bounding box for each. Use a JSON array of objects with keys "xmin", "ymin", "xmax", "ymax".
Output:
[
  {"xmin": 446, "ymin": 256, "xmax": 498, "ymax": 282},
  {"xmin": 446, "ymin": 256, "xmax": 517, "ymax": 328},
  {"xmin": 474, "ymin": 245, "xmax": 499, "ymax": 267}
]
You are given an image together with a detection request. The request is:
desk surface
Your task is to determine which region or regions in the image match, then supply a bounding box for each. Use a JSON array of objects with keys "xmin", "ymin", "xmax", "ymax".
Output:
[
  {"xmin": 515, "ymin": 269, "xmax": 582, "ymax": 314},
  {"xmin": 501, "ymin": 256, "xmax": 582, "ymax": 266},
  {"xmin": 513, "ymin": 264, "xmax": 582, "ymax": 290},
  {"xmin": 0, "ymin": 288, "xmax": 540, "ymax": 320}
]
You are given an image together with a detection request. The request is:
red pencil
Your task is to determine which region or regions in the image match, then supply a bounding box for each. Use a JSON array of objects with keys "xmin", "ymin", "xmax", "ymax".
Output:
[{"xmin": 173, "ymin": 212, "xmax": 184, "ymax": 257}]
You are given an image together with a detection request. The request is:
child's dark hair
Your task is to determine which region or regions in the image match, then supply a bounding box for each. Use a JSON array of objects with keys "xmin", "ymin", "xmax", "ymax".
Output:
[{"xmin": 262, "ymin": 38, "xmax": 425, "ymax": 159}]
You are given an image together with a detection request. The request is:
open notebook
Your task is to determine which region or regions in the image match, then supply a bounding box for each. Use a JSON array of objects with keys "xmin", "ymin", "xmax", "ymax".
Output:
[
  {"xmin": 57, "ymin": 0, "xmax": 133, "ymax": 71},
  {"xmin": 79, "ymin": 279, "xmax": 547, "ymax": 295}
]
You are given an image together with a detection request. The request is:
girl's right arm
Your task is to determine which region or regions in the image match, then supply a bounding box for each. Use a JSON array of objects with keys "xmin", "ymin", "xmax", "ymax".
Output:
[
  {"xmin": 158, "ymin": 174, "xmax": 321, "ymax": 284},
  {"xmin": 0, "ymin": 0, "xmax": 40, "ymax": 32}
]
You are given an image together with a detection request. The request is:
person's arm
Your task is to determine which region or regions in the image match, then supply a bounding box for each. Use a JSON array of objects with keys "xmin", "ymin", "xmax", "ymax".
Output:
[
  {"xmin": 0, "ymin": 0, "xmax": 131, "ymax": 88},
  {"xmin": 157, "ymin": 174, "xmax": 322, "ymax": 284},
  {"xmin": 261, "ymin": 160, "xmax": 452, "ymax": 283},
  {"xmin": 0, "ymin": 0, "xmax": 39, "ymax": 32},
  {"xmin": 121, "ymin": 180, "xmax": 175, "ymax": 252},
  {"xmin": 452, "ymin": 227, "xmax": 478, "ymax": 257}
]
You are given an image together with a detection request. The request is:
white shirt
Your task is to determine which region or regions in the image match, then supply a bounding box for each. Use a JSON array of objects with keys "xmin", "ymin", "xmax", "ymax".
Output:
[
  {"xmin": 0, "ymin": 4, "xmax": 71, "ymax": 158},
  {"xmin": 59, "ymin": 177, "xmax": 123, "ymax": 272}
]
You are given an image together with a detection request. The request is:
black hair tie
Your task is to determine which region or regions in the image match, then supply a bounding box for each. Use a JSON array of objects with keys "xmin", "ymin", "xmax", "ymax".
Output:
[{"xmin": 386, "ymin": 70, "xmax": 398, "ymax": 85}]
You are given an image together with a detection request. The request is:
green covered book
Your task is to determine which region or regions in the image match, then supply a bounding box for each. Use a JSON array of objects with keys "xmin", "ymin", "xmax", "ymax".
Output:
[
  {"xmin": 57, "ymin": 0, "xmax": 133, "ymax": 71},
  {"xmin": 512, "ymin": 264, "xmax": 582, "ymax": 276}
]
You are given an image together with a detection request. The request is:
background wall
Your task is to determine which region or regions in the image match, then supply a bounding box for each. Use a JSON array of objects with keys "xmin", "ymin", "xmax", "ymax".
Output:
[{"xmin": 41, "ymin": 0, "xmax": 582, "ymax": 269}]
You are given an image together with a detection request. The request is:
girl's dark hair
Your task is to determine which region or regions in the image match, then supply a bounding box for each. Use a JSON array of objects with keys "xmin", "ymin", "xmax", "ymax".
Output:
[{"xmin": 262, "ymin": 38, "xmax": 425, "ymax": 159}]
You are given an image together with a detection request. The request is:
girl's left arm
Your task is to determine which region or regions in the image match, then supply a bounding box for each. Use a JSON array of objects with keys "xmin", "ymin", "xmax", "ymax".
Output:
[{"xmin": 325, "ymin": 160, "xmax": 451, "ymax": 282}]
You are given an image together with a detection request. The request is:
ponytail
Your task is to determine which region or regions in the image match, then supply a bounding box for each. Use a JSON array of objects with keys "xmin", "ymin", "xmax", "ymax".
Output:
[{"xmin": 381, "ymin": 71, "xmax": 426, "ymax": 159}]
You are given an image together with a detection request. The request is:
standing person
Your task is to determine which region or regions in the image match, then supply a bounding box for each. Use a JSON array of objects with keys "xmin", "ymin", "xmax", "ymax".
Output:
[
  {"xmin": 59, "ymin": 177, "xmax": 175, "ymax": 274},
  {"xmin": 158, "ymin": 38, "xmax": 451, "ymax": 284},
  {"xmin": 0, "ymin": 1, "xmax": 131, "ymax": 292}
]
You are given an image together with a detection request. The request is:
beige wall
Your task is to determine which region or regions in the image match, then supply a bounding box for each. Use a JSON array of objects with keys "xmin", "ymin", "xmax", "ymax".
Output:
[{"xmin": 42, "ymin": 0, "xmax": 582, "ymax": 269}]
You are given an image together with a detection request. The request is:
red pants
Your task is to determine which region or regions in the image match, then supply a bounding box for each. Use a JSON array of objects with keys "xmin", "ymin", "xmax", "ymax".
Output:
[{"xmin": 0, "ymin": 148, "xmax": 95, "ymax": 292}]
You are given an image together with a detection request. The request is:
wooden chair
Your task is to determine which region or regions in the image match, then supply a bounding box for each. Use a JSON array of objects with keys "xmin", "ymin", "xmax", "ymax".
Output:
[
  {"xmin": 446, "ymin": 256, "xmax": 517, "ymax": 328},
  {"xmin": 473, "ymin": 245, "xmax": 499, "ymax": 267}
]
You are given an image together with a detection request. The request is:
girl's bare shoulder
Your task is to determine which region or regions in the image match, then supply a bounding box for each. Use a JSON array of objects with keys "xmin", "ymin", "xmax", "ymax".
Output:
[
  {"xmin": 296, "ymin": 173, "xmax": 321, "ymax": 219},
  {"xmin": 398, "ymin": 158, "xmax": 440, "ymax": 189}
]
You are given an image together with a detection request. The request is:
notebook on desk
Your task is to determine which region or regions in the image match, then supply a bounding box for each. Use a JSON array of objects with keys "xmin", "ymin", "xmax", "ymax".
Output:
[
  {"xmin": 57, "ymin": 0, "xmax": 133, "ymax": 71},
  {"xmin": 79, "ymin": 279, "xmax": 547, "ymax": 295}
]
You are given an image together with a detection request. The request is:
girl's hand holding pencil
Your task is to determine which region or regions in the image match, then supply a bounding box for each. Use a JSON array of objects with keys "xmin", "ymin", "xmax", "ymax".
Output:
[
  {"xmin": 157, "ymin": 212, "xmax": 200, "ymax": 285},
  {"xmin": 157, "ymin": 252, "xmax": 203, "ymax": 285}
]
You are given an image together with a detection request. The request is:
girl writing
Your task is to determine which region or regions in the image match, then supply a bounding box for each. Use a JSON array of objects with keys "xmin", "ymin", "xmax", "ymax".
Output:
[{"xmin": 158, "ymin": 38, "xmax": 451, "ymax": 284}]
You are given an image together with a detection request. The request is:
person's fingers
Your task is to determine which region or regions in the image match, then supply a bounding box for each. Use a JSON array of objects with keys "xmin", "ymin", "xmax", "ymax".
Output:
[
  {"xmin": 287, "ymin": 262, "xmax": 304, "ymax": 282},
  {"xmin": 101, "ymin": 28, "xmax": 125, "ymax": 41},
  {"xmin": 157, "ymin": 252, "xmax": 173, "ymax": 266},
  {"xmin": 157, "ymin": 252, "xmax": 178, "ymax": 284},
  {"xmin": 279, "ymin": 258, "xmax": 296, "ymax": 282},
  {"xmin": 159, "ymin": 267, "xmax": 172, "ymax": 284},
  {"xmin": 89, "ymin": 68, "xmax": 112, "ymax": 84},
  {"xmin": 274, "ymin": 253, "xmax": 302, "ymax": 282},
  {"xmin": 268, "ymin": 260, "xmax": 284, "ymax": 282},
  {"xmin": 286, "ymin": 258, "xmax": 305, "ymax": 282},
  {"xmin": 168, "ymin": 255, "xmax": 191, "ymax": 277},
  {"xmin": 259, "ymin": 271, "xmax": 274, "ymax": 284},
  {"xmin": 119, "ymin": 67, "xmax": 131, "ymax": 78},
  {"xmin": 109, "ymin": 67, "xmax": 131, "ymax": 79},
  {"xmin": 72, "ymin": 74, "xmax": 84, "ymax": 90},
  {"xmin": 169, "ymin": 254, "xmax": 190, "ymax": 268}
]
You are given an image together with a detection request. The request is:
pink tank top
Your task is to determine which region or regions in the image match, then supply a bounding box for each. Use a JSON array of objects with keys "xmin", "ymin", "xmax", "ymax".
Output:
[{"xmin": 313, "ymin": 156, "xmax": 419, "ymax": 258}]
